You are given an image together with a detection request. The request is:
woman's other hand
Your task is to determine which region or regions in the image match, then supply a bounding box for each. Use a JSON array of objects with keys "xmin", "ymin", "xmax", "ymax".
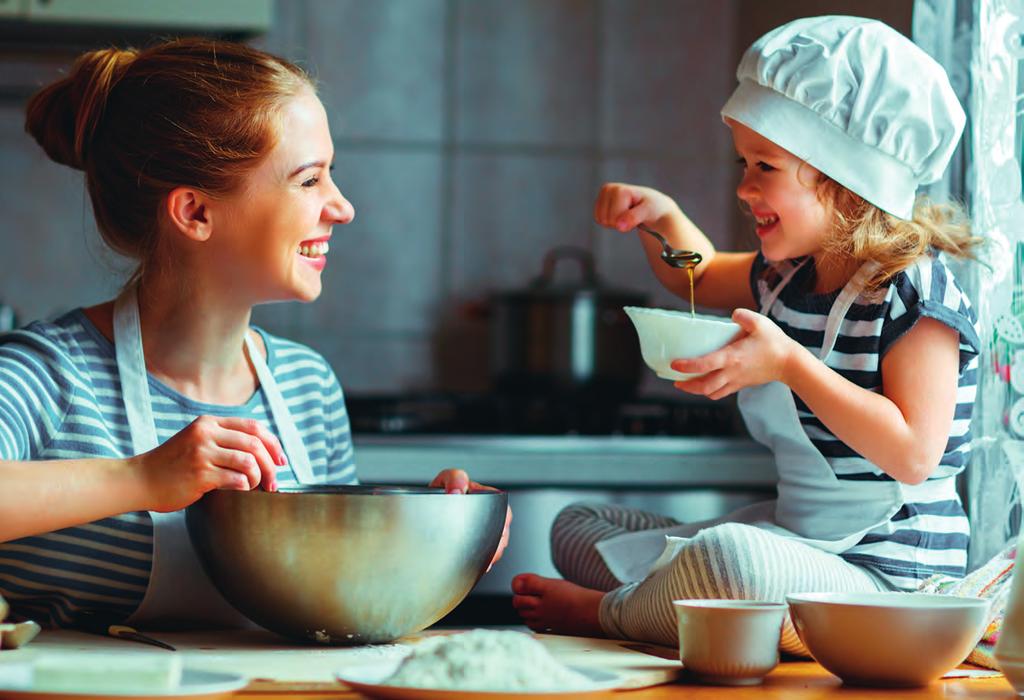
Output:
[
  {"xmin": 430, "ymin": 468, "xmax": 512, "ymax": 572},
  {"xmin": 670, "ymin": 308, "xmax": 805, "ymax": 399},
  {"xmin": 135, "ymin": 415, "xmax": 286, "ymax": 512},
  {"xmin": 593, "ymin": 182, "xmax": 678, "ymax": 233}
]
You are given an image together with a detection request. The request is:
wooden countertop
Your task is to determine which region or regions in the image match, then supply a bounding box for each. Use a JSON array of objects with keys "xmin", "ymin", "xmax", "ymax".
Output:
[
  {"xmin": 244, "ymin": 661, "xmax": 1015, "ymax": 698},
  {"xmin": 2, "ymin": 628, "xmax": 1013, "ymax": 699}
]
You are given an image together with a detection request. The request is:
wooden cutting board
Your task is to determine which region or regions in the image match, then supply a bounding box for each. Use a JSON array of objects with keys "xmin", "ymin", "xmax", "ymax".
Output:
[{"xmin": 0, "ymin": 628, "xmax": 683, "ymax": 692}]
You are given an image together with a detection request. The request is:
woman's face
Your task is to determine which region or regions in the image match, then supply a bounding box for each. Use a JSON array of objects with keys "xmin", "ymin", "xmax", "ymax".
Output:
[
  {"xmin": 728, "ymin": 119, "xmax": 829, "ymax": 263},
  {"xmin": 212, "ymin": 89, "xmax": 354, "ymax": 304}
]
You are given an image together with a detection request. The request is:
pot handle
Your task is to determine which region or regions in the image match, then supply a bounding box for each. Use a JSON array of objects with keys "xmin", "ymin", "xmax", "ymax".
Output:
[{"xmin": 533, "ymin": 246, "xmax": 598, "ymax": 288}]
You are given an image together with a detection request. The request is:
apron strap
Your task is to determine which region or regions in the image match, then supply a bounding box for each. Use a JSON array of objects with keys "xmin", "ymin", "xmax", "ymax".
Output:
[
  {"xmin": 113, "ymin": 287, "xmax": 160, "ymax": 455},
  {"xmin": 243, "ymin": 333, "xmax": 316, "ymax": 484},
  {"xmin": 818, "ymin": 261, "xmax": 882, "ymax": 360},
  {"xmin": 759, "ymin": 258, "xmax": 882, "ymax": 362},
  {"xmin": 759, "ymin": 259, "xmax": 809, "ymax": 316}
]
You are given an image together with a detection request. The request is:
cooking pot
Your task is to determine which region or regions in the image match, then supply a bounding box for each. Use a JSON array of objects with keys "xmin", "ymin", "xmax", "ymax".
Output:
[{"xmin": 491, "ymin": 246, "xmax": 647, "ymax": 398}]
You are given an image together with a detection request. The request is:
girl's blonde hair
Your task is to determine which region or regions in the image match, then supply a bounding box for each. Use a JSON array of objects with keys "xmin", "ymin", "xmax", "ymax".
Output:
[
  {"xmin": 24, "ymin": 38, "xmax": 313, "ymax": 283},
  {"xmin": 816, "ymin": 177, "xmax": 983, "ymax": 291}
]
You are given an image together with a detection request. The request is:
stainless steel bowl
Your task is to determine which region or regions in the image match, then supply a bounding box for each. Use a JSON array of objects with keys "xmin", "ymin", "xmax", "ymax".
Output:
[{"xmin": 185, "ymin": 484, "xmax": 507, "ymax": 645}]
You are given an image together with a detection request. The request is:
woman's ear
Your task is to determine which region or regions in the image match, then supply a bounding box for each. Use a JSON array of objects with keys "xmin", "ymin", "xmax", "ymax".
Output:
[{"xmin": 165, "ymin": 187, "xmax": 213, "ymax": 242}]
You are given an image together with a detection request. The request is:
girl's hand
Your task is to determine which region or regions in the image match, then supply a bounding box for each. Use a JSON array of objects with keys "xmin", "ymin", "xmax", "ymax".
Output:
[
  {"xmin": 429, "ymin": 468, "xmax": 513, "ymax": 572},
  {"xmin": 594, "ymin": 182, "xmax": 678, "ymax": 233},
  {"xmin": 671, "ymin": 308, "xmax": 806, "ymax": 400},
  {"xmin": 134, "ymin": 415, "xmax": 285, "ymax": 512}
]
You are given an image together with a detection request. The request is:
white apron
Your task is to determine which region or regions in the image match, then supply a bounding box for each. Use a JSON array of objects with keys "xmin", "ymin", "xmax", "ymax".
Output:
[
  {"xmin": 597, "ymin": 260, "xmax": 928, "ymax": 583},
  {"xmin": 113, "ymin": 286, "xmax": 318, "ymax": 628}
]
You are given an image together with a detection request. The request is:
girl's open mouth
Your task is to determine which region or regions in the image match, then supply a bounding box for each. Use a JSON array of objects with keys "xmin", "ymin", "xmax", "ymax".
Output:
[{"xmin": 754, "ymin": 214, "xmax": 779, "ymax": 238}]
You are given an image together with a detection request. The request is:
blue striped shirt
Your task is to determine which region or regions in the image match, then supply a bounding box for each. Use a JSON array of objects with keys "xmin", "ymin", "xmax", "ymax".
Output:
[
  {"xmin": 0, "ymin": 309, "xmax": 357, "ymax": 626},
  {"xmin": 750, "ymin": 252, "xmax": 979, "ymax": 590}
]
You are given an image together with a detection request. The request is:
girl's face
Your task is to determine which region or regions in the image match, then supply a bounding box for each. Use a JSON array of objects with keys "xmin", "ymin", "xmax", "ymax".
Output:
[
  {"xmin": 728, "ymin": 119, "xmax": 830, "ymax": 263},
  {"xmin": 212, "ymin": 89, "xmax": 355, "ymax": 304}
]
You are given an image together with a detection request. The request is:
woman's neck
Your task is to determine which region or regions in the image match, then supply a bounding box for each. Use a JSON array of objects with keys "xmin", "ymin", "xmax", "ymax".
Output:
[{"xmin": 87, "ymin": 274, "xmax": 262, "ymax": 406}]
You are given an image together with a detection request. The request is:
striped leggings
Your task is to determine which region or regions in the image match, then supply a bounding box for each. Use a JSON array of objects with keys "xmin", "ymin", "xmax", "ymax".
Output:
[{"xmin": 550, "ymin": 503, "xmax": 887, "ymax": 655}]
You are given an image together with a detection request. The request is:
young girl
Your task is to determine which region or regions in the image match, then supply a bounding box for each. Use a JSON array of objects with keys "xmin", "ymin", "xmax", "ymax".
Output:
[
  {"xmin": 512, "ymin": 15, "xmax": 981, "ymax": 653},
  {"xmin": 0, "ymin": 39, "xmax": 508, "ymax": 629}
]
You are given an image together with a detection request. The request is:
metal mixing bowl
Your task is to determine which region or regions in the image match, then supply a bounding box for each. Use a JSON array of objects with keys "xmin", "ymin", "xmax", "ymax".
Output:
[{"xmin": 185, "ymin": 484, "xmax": 507, "ymax": 645}]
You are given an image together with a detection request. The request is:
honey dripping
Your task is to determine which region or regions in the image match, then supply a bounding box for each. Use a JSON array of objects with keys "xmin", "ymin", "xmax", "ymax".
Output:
[{"xmin": 687, "ymin": 265, "xmax": 695, "ymax": 318}]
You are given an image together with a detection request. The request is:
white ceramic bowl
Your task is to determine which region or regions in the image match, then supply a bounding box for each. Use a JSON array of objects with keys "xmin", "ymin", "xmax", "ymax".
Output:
[
  {"xmin": 624, "ymin": 307, "xmax": 742, "ymax": 381},
  {"xmin": 786, "ymin": 592, "xmax": 991, "ymax": 687},
  {"xmin": 673, "ymin": 600, "xmax": 788, "ymax": 686}
]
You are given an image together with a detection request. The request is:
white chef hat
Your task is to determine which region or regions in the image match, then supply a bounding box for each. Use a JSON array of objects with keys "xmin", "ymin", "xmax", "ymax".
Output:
[{"xmin": 721, "ymin": 16, "xmax": 965, "ymax": 220}]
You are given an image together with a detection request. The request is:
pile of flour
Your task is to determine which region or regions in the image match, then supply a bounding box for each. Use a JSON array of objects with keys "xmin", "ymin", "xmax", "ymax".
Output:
[{"xmin": 384, "ymin": 629, "xmax": 597, "ymax": 692}]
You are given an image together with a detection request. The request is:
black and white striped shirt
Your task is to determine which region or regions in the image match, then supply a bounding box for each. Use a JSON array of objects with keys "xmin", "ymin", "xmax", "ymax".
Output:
[{"xmin": 751, "ymin": 252, "xmax": 979, "ymax": 589}]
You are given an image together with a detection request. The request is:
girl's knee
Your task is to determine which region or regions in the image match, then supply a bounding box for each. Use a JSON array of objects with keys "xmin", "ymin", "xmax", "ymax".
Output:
[
  {"xmin": 691, "ymin": 522, "xmax": 766, "ymax": 554},
  {"xmin": 550, "ymin": 502, "xmax": 614, "ymax": 540},
  {"xmin": 675, "ymin": 523, "xmax": 773, "ymax": 599}
]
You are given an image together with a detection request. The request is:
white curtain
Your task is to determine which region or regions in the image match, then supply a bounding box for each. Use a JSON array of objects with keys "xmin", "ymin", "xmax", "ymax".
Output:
[{"xmin": 915, "ymin": 0, "xmax": 1024, "ymax": 568}]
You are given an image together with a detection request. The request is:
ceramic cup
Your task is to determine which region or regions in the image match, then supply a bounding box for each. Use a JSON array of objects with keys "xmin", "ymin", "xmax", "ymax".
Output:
[{"xmin": 673, "ymin": 599, "xmax": 788, "ymax": 686}]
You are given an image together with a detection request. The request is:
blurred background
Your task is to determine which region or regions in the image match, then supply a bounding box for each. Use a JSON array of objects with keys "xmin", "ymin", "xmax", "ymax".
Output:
[{"xmin": 0, "ymin": 0, "xmax": 911, "ymax": 397}]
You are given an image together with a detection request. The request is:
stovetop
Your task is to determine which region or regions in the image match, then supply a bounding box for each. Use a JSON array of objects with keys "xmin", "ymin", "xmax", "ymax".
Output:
[{"xmin": 345, "ymin": 392, "xmax": 743, "ymax": 437}]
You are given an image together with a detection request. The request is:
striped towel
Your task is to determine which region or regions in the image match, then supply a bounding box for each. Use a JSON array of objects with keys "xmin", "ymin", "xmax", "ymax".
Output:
[{"xmin": 917, "ymin": 542, "xmax": 1016, "ymax": 669}]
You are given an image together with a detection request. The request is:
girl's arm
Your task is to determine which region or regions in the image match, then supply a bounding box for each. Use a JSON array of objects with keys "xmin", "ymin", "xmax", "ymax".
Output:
[
  {"xmin": 784, "ymin": 317, "xmax": 960, "ymax": 484},
  {"xmin": 674, "ymin": 312, "xmax": 961, "ymax": 484},
  {"xmin": 594, "ymin": 183, "xmax": 757, "ymax": 311}
]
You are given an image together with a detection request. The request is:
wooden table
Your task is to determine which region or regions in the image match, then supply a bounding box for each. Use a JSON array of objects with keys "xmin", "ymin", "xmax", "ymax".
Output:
[
  {"xmin": 242, "ymin": 662, "xmax": 1016, "ymax": 698},
  {"xmin": 3, "ymin": 629, "xmax": 1014, "ymax": 699}
]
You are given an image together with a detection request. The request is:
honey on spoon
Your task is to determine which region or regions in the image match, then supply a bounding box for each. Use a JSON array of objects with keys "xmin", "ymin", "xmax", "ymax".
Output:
[{"xmin": 636, "ymin": 224, "xmax": 703, "ymax": 317}]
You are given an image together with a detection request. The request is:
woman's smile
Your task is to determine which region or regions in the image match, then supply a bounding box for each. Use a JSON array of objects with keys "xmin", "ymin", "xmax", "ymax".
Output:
[{"xmin": 297, "ymin": 235, "xmax": 330, "ymax": 271}]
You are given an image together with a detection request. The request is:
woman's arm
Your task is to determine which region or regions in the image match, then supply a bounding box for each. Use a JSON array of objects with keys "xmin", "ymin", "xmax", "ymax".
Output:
[
  {"xmin": 0, "ymin": 457, "xmax": 150, "ymax": 542},
  {"xmin": 0, "ymin": 415, "xmax": 285, "ymax": 543}
]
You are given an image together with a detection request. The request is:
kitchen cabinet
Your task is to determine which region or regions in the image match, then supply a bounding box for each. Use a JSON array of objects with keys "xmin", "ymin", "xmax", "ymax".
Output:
[{"xmin": 4, "ymin": 0, "xmax": 272, "ymax": 33}]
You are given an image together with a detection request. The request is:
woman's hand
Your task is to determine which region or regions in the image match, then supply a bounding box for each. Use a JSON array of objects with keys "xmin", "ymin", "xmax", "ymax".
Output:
[
  {"xmin": 671, "ymin": 308, "xmax": 807, "ymax": 400},
  {"xmin": 430, "ymin": 468, "xmax": 512, "ymax": 572},
  {"xmin": 593, "ymin": 182, "xmax": 678, "ymax": 233},
  {"xmin": 134, "ymin": 415, "xmax": 286, "ymax": 512}
]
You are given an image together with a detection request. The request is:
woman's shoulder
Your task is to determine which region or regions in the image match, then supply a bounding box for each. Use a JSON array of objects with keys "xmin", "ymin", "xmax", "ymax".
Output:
[
  {"xmin": 2, "ymin": 309, "xmax": 100, "ymax": 362},
  {"xmin": 0, "ymin": 309, "xmax": 103, "ymax": 399}
]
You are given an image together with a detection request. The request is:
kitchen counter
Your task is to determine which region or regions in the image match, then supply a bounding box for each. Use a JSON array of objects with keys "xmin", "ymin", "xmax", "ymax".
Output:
[
  {"xmin": 243, "ymin": 662, "xmax": 1013, "ymax": 698},
  {"xmin": 354, "ymin": 435, "xmax": 777, "ymax": 488},
  {"xmin": 2, "ymin": 629, "xmax": 1010, "ymax": 699}
]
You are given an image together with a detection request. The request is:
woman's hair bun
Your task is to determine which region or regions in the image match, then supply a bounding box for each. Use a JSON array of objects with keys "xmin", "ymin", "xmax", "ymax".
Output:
[{"xmin": 24, "ymin": 47, "xmax": 138, "ymax": 170}]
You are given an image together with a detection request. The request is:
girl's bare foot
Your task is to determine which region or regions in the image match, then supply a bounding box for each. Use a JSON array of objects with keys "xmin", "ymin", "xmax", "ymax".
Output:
[{"xmin": 511, "ymin": 573, "xmax": 605, "ymax": 637}]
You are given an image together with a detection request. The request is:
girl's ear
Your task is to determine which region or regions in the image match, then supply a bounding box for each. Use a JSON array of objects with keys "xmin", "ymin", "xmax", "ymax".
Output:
[{"xmin": 165, "ymin": 187, "xmax": 213, "ymax": 242}]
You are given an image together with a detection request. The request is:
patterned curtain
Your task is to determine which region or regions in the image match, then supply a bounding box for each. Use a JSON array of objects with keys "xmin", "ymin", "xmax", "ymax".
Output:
[{"xmin": 915, "ymin": 0, "xmax": 1024, "ymax": 569}]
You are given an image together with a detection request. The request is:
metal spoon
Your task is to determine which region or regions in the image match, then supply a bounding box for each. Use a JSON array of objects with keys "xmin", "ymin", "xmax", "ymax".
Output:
[{"xmin": 637, "ymin": 224, "xmax": 703, "ymax": 269}]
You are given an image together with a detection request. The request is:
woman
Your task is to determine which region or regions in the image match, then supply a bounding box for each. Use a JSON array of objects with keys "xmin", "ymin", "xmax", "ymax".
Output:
[{"xmin": 0, "ymin": 38, "xmax": 508, "ymax": 628}]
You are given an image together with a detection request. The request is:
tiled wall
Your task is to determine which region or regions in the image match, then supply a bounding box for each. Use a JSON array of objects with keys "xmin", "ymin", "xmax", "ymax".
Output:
[
  {"xmin": 0, "ymin": 1, "xmax": 908, "ymax": 396},
  {"xmin": 258, "ymin": 0, "xmax": 738, "ymax": 395}
]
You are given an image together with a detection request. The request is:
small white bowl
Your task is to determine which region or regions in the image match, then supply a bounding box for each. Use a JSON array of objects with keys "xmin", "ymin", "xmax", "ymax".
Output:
[
  {"xmin": 624, "ymin": 307, "xmax": 742, "ymax": 381},
  {"xmin": 786, "ymin": 592, "xmax": 990, "ymax": 687},
  {"xmin": 673, "ymin": 599, "xmax": 788, "ymax": 686}
]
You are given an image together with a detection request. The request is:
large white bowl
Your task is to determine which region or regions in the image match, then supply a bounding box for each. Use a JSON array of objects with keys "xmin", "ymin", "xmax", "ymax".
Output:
[
  {"xmin": 623, "ymin": 306, "xmax": 742, "ymax": 381},
  {"xmin": 786, "ymin": 592, "xmax": 990, "ymax": 687}
]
